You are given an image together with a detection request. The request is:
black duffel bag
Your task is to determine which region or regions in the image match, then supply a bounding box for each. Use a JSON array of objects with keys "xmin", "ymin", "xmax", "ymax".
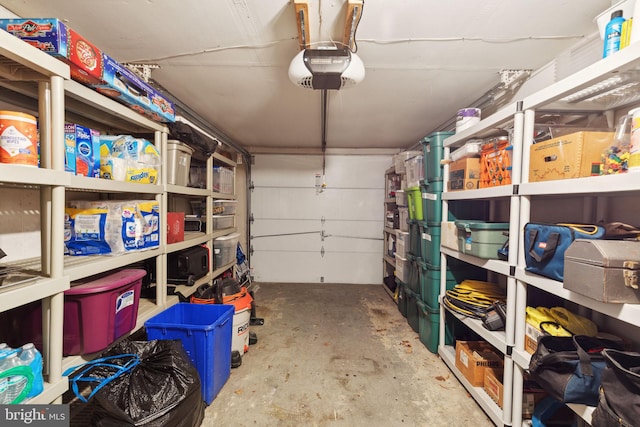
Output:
[
  {"xmin": 528, "ymin": 335, "xmax": 623, "ymax": 406},
  {"xmin": 592, "ymin": 349, "xmax": 640, "ymax": 427}
]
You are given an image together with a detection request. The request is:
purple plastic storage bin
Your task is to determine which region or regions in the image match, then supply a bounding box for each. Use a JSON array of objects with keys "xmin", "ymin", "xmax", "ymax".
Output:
[
  {"xmin": 0, "ymin": 269, "xmax": 146, "ymax": 356},
  {"xmin": 63, "ymin": 269, "xmax": 145, "ymax": 355}
]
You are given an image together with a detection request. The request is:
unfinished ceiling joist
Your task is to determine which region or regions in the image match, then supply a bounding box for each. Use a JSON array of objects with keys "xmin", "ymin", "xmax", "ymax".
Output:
[
  {"xmin": 294, "ymin": 0, "xmax": 310, "ymax": 50},
  {"xmin": 343, "ymin": 0, "xmax": 363, "ymax": 51}
]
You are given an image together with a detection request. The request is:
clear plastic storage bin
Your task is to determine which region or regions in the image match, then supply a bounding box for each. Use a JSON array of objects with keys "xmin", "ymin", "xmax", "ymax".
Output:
[
  {"xmin": 213, "ymin": 232, "xmax": 240, "ymax": 267},
  {"xmin": 212, "ymin": 215, "xmax": 235, "ymax": 229}
]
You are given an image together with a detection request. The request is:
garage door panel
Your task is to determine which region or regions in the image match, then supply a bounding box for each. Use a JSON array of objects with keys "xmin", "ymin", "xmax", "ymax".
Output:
[
  {"xmin": 321, "ymin": 252, "xmax": 381, "ymax": 284},
  {"xmin": 319, "ymin": 189, "xmax": 384, "ymax": 221},
  {"xmin": 252, "ymin": 219, "xmax": 322, "ymax": 236},
  {"xmin": 252, "ymin": 187, "xmax": 325, "ymax": 219},
  {"xmin": 322, "ymin": 220, "xmax": 382, "ymax": 253},
  {"xmin": 252, "ymin": 235, "xmax": 320, "ymax": 252},
  {"xmin": 322, "ymin": 236, "xmax": 382, "ymax": 254},
  {"xmin": 252, "ymin": 222, "xmax": 320, "ymax": 252},
  {"xmin": 323, "ymin": 219, "xmax": 382, "ymax": 239},
  {"xmin": 252, "ymin": 155, "xmax": 321, "ymax": 186},
  {"xmin": 251, "ymin": 154, "xmax": 393, "ymax": 284},
  {"xmin": 324, "ymin": 156, "xmax": 390, "ymax": 189},
  {"xmin": 251, "ymin": 251, "xmax": 323, "ymax": 283}
]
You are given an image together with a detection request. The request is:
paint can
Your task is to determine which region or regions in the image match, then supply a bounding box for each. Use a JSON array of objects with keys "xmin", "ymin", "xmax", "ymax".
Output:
[
  {"xmin": 456, "ymin": 108, "xmax": 481, "ymax": 133},
  {"xmin": 0, "ymin": 111, "xmax": 38, "ymax": 166},
  {"xmin": 628, "ymin": 107, "xmax": 640, "ymax": 172}
]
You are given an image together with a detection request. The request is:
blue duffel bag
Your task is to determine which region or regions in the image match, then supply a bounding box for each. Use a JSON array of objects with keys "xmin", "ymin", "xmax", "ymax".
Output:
[{"xmin": 524, "ymin": 223, "xmax": 605, "ymax": 281}]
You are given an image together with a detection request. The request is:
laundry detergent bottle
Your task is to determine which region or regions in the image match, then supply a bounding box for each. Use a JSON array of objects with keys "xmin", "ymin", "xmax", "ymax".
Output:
[{"xmin": 603, "ymin": 10, "xmax": 625, "ymax": 58}]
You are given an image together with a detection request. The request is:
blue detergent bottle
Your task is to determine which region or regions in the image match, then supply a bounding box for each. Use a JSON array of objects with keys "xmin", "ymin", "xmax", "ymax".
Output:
[{"xmin": 603, "ymin": 10, "xmax": 625, "ymax": 58}]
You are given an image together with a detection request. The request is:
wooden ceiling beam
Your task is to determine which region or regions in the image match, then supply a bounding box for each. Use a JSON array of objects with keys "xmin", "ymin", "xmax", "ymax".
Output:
[
  {"xmin": 343, "ymin": 0, "xmax": 363, "ymax": 51},
  {"xmin": 294, "ymin": 0, "xmax": 310, "ymax": 50}
]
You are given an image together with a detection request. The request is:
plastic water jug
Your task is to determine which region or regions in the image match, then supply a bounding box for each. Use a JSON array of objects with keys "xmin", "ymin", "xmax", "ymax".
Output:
[{"xmin": 19, "ymin": 343, "xmax": 43, "ymax": 398}]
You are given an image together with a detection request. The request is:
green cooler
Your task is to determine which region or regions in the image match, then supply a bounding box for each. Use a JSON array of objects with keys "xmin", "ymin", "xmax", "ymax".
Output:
[{"xmin": 455, "ymin": 220, "xmax": 509, "ymax": 259}]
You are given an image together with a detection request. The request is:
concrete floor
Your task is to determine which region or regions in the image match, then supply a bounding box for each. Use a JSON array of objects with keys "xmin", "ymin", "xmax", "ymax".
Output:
[{"xmin": 202, "ymin": 282, "xmax": 494, "ymax": 427}]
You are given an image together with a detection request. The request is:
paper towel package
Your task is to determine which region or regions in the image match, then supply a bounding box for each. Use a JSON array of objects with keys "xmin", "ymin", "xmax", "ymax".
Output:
[{"xmin": 65, "ymin": 200, "xmax": 160, "ymax": 255}]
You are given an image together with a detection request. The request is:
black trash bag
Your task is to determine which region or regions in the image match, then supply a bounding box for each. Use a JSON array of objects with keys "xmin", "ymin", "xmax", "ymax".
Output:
[
  {"xmin": 91, "ymin": 340, "xmax": 205, "ymax": 427},
  {"xmin": 168, "ymin": 121, "xmax": 218, "ymax": 156}
]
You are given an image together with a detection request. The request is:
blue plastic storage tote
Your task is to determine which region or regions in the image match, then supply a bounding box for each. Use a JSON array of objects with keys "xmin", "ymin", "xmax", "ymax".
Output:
[{"xmin": 145, "ymin": 303, "xmax": 234, "ymax": 404}]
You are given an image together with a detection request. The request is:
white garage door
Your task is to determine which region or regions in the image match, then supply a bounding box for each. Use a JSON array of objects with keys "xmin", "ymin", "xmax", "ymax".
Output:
[{"xmin": 250, "ymin": 154, "xmax": 390, "ymax": 284}]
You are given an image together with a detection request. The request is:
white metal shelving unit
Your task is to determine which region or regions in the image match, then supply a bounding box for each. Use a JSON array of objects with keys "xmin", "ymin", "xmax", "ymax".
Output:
[
  {"xmin": 382, "ymin": 166, "xmax": 398, "ymax": 300},
  {"xmin": 511, "ymin": 41, "xmax": 640, "ymax": 427},
  {"xmin": 166, "ymin": 117, "xmax": 239, "ymax": 300},
  {"xmin": 438, "ymin": 101, "xmax": 523, "ymax": 426},
  {"xmin": 0, "ymin": 31, "xmax": 238, "ymax": 405},
  {"xmin": 435, "ymin": 37, "xmax": 640, "ymax": 427},
  {"xmin": 0, "ymin": 28, "xmax": 71, "ymax": 404}
]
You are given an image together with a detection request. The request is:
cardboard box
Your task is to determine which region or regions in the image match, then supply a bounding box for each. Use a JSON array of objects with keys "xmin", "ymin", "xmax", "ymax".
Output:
[
  {"xmin": 529, "ymin": 131, "xmax": 614, "ymax": 182},
  {"xmin": 483, "ymin": 368, "xmax": 504, "ymax": 408},
  {"xmin": 0, "ymin": 18, "xmax": 175, "ymax": 123},
  {"xmin": 525, "ymin": 321, "xmax": 544, "ymax": 354},
  {"xmin": 65, "ymin": 124, "xmax": 100, "ymax": 178},
  {"xmin": 0, "ymin": 18, "xmax": 104, "ymax": 85},
  {"xmin": 484, "ymin": 368, "xmax": 547, "ymax": 417},
  {"xmin": 93, "ymin": 54, "xmax": 175, "ymax": 123},
  {"xmin": 167, "ymin": 212, "xmax": 185, "ymax": 244},
  {"xmin": 455, "ymin": 341, "xmax": 502, "ymax": 387},
  {"xmin": 448, "ymin": 158, "xmax": 480, "ymax": 191}
]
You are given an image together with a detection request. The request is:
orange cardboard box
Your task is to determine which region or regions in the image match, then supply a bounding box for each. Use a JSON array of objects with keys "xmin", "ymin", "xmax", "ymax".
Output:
[
  {"xmin": 483, "ymin": 368, "xmax": 504, "ymax": 408},
  {"xmin": 448, "ymin": 158, "xmax": 480, "ymax": 191},
  {"xmin": 455, "ymin": 341, "xmax": 503, "ymax": 387}
]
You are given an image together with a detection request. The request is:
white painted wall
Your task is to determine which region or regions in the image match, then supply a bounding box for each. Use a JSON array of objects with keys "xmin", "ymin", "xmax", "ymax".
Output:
[
  {"xmin": 250, "ymin": 154, "xmax": 390, "ymax": 284},
  {"xmin": 0, "ymin": 188, "xmax": 41, "ymax": 263}
]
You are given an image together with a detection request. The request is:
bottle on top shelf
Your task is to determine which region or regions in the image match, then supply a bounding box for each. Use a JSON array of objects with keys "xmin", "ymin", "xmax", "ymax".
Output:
[{"xmin": 603, "ymin": 10, "xmax": 625, "ymax": 58}]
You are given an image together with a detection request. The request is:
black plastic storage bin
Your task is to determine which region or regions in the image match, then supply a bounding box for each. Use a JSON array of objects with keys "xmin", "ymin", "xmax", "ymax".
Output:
[
  {"xmin": 408, "ymin": 220, "xmax": 422, "ymax": 259},
  {"xmin": 406, "ymin": 287, "xmax": 420, "ymax": 333},
  {"xmin": 397, "ymin": 280, "xmax": 408, "ymax": 318}
]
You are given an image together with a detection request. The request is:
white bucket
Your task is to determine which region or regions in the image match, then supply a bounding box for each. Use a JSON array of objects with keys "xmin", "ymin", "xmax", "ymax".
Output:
[
  {"xmin": 456, "ymin": 108, "xmax": 481, "ymax": 133},
  {"xmin": 232, "ymin": 307, "xmax": 251, "ymax": 355}
]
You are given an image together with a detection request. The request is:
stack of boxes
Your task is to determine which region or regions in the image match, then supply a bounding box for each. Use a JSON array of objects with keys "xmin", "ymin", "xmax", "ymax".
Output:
[
  {"xmin": 395, "ymin": 132, "xmax": 489, "ymax": 353},
  {"xmin": 411, "ymin": 132, "xmax": 451, "ymax": 350}
]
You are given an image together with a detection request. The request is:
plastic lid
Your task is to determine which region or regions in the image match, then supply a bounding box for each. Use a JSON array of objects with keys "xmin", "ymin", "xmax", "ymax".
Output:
[
  {"xmin": 167, "ymin": 140, "xmax": 194, "ymax": 154},
  {"xmin": 612, "ymin": 10, "xmax": 623, "ymax": 19},
  {"xmin": 66, "ymin": 269, "xmax": 146, "ymax": 295},
  {"xmin": 454, "ymin": 220, "xmax": 509, "ymax": 230},
  {"xmin": 214, "ymin": 232, "xmax": 240, "ymax": 241}
]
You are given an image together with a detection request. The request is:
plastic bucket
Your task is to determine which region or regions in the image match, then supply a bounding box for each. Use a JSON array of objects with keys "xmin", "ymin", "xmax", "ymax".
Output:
[
  {"xmin": 167, "ymin": 140, "xmax": 193, "ymax": 186},
  {"xmin": 223, "ymin": 289, "xmax": 253, "ymax": 356},
  {"xmin": 232, "ymin": 307, "xmax": 251, "ymax": 355},
  {"xmin": 0, "ymin": 111, "xmax": 38, "ymax": 166}
]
